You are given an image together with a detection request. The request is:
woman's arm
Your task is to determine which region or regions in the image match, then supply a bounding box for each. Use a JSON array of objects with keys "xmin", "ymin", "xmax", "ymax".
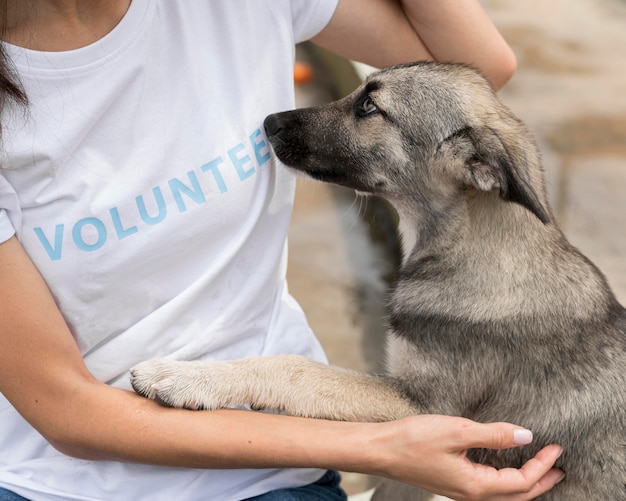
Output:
[
  {"xmin": 312, "ymin": 0, "xmax": 516, "ymax": 90},
  {"xmin": 0, "ymin": 235, "xmax": 562, "ymax": 499}
]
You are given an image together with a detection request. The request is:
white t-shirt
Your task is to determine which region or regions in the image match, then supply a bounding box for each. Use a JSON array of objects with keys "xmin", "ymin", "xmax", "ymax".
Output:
[{"xmin": 0, "ymin": 1, "xmax": 338, "ymax": 499}]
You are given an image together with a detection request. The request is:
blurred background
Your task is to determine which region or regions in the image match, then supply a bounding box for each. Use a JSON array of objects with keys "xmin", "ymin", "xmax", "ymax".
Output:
[{"xmin": 287, "ymin": 0, "xmax": 626, "ymax": 494}]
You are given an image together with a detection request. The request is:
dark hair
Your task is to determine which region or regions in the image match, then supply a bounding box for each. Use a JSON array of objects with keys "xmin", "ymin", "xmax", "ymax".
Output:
[
  {"xmin": 0, "ymin": 8, "xmax": 29, "ymax": 137},
  {"xmin": 0, "ymin": 44, "xmax": 27, "ymax": 103}
]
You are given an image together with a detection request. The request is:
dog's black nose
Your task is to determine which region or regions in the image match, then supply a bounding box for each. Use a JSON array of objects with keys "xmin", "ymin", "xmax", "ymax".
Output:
[{"xmin": 264, "ymin": 114, "xmax": 283, "ymax": 138}]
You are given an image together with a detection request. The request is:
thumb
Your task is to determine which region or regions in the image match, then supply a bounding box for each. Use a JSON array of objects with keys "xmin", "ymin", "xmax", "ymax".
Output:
[{"xmin": 461, "ymin": 421, "xmax": 534, "ymax": 450}]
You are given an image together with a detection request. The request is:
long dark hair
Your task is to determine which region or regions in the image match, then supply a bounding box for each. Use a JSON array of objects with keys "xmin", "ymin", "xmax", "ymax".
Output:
[
  {"xmin": 0, "ymin": 5, "xmax": 28, "ymax": 137},
  {"xmin": 0, "ymin": 45, "xmax": 27, "ymax": 103}
]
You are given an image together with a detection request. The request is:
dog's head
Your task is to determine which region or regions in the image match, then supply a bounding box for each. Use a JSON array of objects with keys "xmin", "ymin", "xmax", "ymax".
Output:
[{"xmin": 265, "ymin": 62, "xmax": 551, "ymax": 226}]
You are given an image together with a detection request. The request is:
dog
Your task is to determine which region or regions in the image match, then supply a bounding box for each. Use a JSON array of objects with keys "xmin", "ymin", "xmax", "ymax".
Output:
[{"xmin": 131, "ymin": 62, "xmax": 626, "ymax": 500}]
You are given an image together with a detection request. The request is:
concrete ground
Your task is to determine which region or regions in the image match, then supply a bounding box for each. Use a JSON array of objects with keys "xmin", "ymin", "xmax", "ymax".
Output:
[{"xmin": 287, "ymin": 0, "xmax": 626, "ymax": 495}]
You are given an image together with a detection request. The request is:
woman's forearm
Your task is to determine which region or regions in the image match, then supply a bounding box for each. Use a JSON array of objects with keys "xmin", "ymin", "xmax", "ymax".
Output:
[
  {"xmin": 55, "ymin": 387, "xmax": 564, "ymax": 501},
  {"xmin": 49, "ymin": 384, "xmax": 373, "ymax": 471},
  {"xmin": 399, "ymin": 0, "xmax": 517, "ymax": 89},
  {"xmin": 313, "ymin": 0, "xmax": 516, "ymax": 90},
  {"xmin": 47, "ymin": 378, "xmax": 564, "ymax": 501}
]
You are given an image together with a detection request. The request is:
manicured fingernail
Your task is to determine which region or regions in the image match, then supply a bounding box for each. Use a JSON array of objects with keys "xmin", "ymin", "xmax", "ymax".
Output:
[{"xmin": 513, "ymin": 429, "xmax": 533, "ymax": 445}]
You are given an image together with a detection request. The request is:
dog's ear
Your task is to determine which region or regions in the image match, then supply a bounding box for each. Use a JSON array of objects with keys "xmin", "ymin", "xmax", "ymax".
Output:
[{"xmin": 457, "ymin": 126, "xmax": 551, "ymax": 224}]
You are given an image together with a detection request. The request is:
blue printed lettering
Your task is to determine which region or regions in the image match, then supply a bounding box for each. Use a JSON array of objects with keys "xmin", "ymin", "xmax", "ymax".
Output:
[
  {"xmin": 34, "ymin": 225, "xmax": 64, "ymax": 261},
  {"xmin": 136, "ymin": 187, "xmax": 167, "ymax": 225},
  {"xmin": 228, "ymin": 143, "xmax": 255, "ymax": 181},
  {"xmin": 201, "ymin": 157, "xmax": 228, "ymax": 193},
  {"xmin": 169, "ymin": 171, "xmax": 206, "ymax": 213},
  {"xmin": 33, "ymin": 128, "xmax": 269, "ymax": 260},
  {"xmin": 250, "ymin": 128, "xmax": 270, "ymax": 167},
  {"xmin": 110, "ymin": 207, "xmax": 138, "ymax": 240},
  {"xmin": 72, "ymin": 217, "xmax": 107, "ymax": 252}
]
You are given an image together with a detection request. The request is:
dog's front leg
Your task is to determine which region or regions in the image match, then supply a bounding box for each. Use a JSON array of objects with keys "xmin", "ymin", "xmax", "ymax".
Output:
[{"xmin": 130, "ymin": 355, "xmax": 418, "ymax": 422}]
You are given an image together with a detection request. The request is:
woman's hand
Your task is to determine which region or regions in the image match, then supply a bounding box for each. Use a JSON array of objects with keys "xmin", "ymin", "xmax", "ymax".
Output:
[{"xmin": 368, "ymin": 415, "xmax": 564, "ymax": 501}]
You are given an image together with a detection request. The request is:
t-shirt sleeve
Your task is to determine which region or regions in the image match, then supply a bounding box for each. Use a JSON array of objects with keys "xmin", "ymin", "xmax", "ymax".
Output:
[
  {"xmin": 0, "ymin": 175, "xmax": 20, "ymax": 243},
  {"xmin": 0, "ymin": 209, "xmax": 16, "ymax": 243},
  {"xmin": 291, "ymin": 0, "xmax": 339, "ymax": 43}
]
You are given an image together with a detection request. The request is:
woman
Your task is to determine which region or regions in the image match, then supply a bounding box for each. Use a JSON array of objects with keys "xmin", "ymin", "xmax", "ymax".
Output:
[{"xmin": 0, "ymin": 1, "xmax": 563, "ymax": 500}]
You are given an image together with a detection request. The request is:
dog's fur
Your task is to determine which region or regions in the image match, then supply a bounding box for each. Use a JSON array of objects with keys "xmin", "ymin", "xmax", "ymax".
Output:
[{"xmin": 131, "ymin": 62, "xmax": 626, "ymax": 500}]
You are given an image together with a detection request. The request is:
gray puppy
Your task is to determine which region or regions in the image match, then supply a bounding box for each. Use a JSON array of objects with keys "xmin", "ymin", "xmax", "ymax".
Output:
[{"xmin": 131, "ymin": 62, "xmax": 626, "ymax": 500}]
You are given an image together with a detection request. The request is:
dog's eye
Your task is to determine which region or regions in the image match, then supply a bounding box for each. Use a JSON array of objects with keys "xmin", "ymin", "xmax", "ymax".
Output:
[{"xmin": 358, "ymin": 96, "xmax": 378, "ymax": 117}]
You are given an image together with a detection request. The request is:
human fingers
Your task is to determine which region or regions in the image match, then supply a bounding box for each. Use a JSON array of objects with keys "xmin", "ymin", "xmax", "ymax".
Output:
[
  {"xmin": 510, "ymin": 444, "xmax": 565, "ymax": 496},
  {"xmin": 451, "ymin": 420, "xmax": 536, "ymax": 451},
  {"xmin": 466, "ymin": 444, "xmax": 564, "ymax": 500},
  {"xmin": 441, "ymin": 420, "xmax": 564, "ymax": 500}
]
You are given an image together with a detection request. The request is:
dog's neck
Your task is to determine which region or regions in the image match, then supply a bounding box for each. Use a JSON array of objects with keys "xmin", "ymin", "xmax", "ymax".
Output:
[{"xmin": 393, "ymin": 191, "xmax": 612, "ymax": 324}]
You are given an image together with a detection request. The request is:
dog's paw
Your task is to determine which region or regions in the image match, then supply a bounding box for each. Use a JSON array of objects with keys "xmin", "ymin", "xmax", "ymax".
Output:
[{"xmin": 129, "ymin": 359, "xmax": 235, "ymax": 410}]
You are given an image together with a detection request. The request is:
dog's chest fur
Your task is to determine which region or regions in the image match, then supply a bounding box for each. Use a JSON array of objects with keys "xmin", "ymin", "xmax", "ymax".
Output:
[{"xmin": 385, "ymin": 215, "xmax": 626, "ymax": 499}]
